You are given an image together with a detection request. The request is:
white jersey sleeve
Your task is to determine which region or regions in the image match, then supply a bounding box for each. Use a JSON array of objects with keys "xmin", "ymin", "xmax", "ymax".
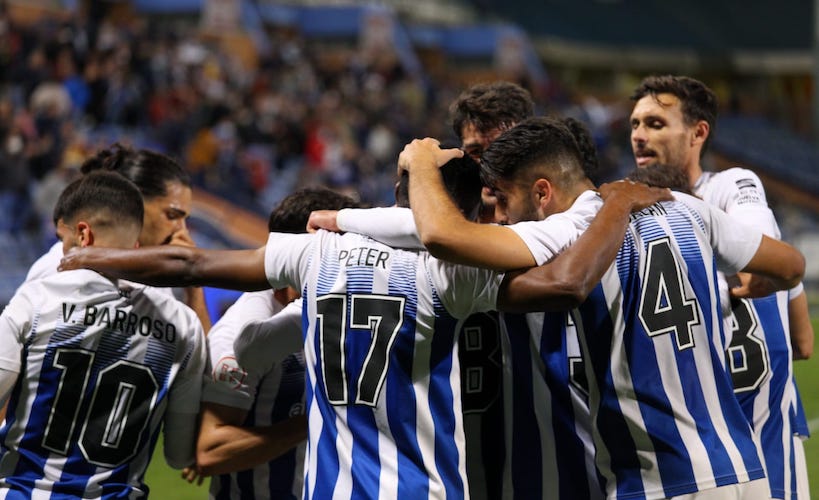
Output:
[
  {"xmin": 674, "ymin": 191, "xmax": 763, "ymax": 274},
  {"xmin": 0, "ymin": 286, "xmax": 33, "ymax": 373},
  {"xmin": 694, "ymin": 168, "xmax": 780, "ymax": 238},
  {"xmin": 508, "ymin": 190, "xmax": 602, "ymax": 265},
  {"xmin": 426, "ymin": 257, "xmax": 504, "ymax": 319},
  {"xmin": 203, "ymin": 290, "xmax": 284, "ymax": 409},
  {"xmin": 264, "ymin": 232, "xmax": 314, "ymax": 291},
  {"xmin": 337, "ymin": 207, "xmax": 424, "ymax": 249},
  {"xmin": 234, "ymin": 299, "xmax": 304, "ymax": 375},
  {"xmin": 163, "ymin": 299, "xmax": 207, "ymax": 416},
  {"xmin": 22, "ymin": 241, "xmax": 62, "ymax": 284}
]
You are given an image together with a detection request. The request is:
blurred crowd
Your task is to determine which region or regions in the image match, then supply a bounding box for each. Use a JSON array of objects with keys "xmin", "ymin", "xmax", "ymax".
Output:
[
  {"xmin": 0, "ymin": 8, "xmax": 427, "ymax": 237},
  {"xmin": 0, "ymin": 5, "xmax": 643, "ymax": 246}
]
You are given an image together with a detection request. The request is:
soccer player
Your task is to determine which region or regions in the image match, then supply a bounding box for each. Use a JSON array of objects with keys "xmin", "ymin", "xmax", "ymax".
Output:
[
  {"xmin": 0, "ymin": 172, "xmax": 206, "ymax": 498},
  {"xmin": 190, "ymin": 187, "xmax": 360, "ymax": 499},
  {"xmin": 449, "ymin": 81, "xmax": 535, "ymax": 499},
  {"xmin": 394, "ymin": 118, "xmax": 804, "ymax": 499},
  {"xmin": 315, "ymin": 116, "xmax": 610, "ymax": 499},
  {"xmin": 630, "ymin": 74, "xmax": 813, "ymax": 500},
  {"xmin": 22, "ymin": 143, "xmax": 212, "ymax": 332},
  {"xmin": 58, "ymin": 154, "xmax": 674, "ymax": 499}
]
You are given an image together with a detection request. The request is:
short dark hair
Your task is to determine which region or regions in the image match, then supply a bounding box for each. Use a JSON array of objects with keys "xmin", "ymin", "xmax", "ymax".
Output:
[
  {"xmin": 268, "ymin": 187, "xmax": 360, "ymax": 233},
  {"xmin": 562, "ymin": 117, "xmax": 600, "ymax": 186},
  {"xmin": 631, "ymin": 75, "xmax": 718, "ymax": 151},
  {"xmin": 52, "ymin": 177, "xmax": 82, "ymax": 225},
  {"xmin": 450, "ymin": 81, "xmax": 534, "ymax": 140},
  {"xmin": 625, "ymin": 164, "xmax": 692, "ymax": 195},
  {"xmin": 60, "ymin": 171, "xmax": 144, "ymax": 231},
  {"xmin": 81, "ymin": 143, "xmax": 191, "ymax": 199},
  {"xmin": 396, "ymin": 155, "xmax": 483, "ymax": 221},
  {"xmin": 481, "ymin": 116, "xmax": 587, "ymax": 191}
]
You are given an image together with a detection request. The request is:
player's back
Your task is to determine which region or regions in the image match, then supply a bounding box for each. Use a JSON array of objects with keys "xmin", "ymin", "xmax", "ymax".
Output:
[
  {"xmin": 569, "ymin": 194, "xmax": 764, "ymax": 499},
  {"xmin": 263, "ymin": 229, "xmax": 501, "ymax": 499},
  {"xmin": 0, "ymin": 269, "xmax": 205, "ymax": 498},
  {"xmin": 499, "ymin": 310, "xmax": 603, "ymax": 500}
]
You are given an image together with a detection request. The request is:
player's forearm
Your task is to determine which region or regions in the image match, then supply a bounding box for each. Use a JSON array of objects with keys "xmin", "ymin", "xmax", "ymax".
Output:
[
  {"xmin": 743, "ymin": 236, "xmax": 805, "ymax": 292},
  {"xmin": 789, "ymin": 289, "xmax": 814, "ymax": 360},
  {"xmin": 196, "ymin": 415, "xmax": 307, "ymax": 476},
  {"xmin": 407, "ymin": 162, "xmax": 534, "ymax": 270},
  {"xmin": 61, "ymin": 246, "xmax": 270, "ymax": 291},
  {"xmin": 408, "ymin": 161, "xmax": 471, "ymax": 254},
  {"xmin": 497, "ymin": 194, "xmax": 634, "ymax": 312},
  {"xmin": 60, "ymin": 246, "xmax": 202, "ymax": 286}
]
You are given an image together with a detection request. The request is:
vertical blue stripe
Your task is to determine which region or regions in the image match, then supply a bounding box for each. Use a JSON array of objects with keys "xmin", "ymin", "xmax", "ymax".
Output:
[
  {"xmin": 739, "ymin": 295, "xmax": 789, "ymax": 498},
  {"xmin": 539, "ymin": 311, "xmax": 592, "ymax": 499},
  {"xmin": 428, "ymin": 309, "xmax": 461, "ymax": 499},
  {"xmin": 577, "ymin": 285, "xmax": 645, "ymax": 497},
  {"xmin": 503, "ymin": 313, "xmax": 542, "ymax": 498}
]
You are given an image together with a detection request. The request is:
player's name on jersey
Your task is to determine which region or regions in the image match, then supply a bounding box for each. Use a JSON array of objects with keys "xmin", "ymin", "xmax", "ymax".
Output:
[
  {"xmin": 338, "ymin": 246, "xmax": 390, "ymax": 269},
  {"xmin": 629, "ymin": 202, "xmax": 668, "ymax": 222},
  {"xmin": 61, "ymin": 302, "xmax": 177, "ymax": 343}
]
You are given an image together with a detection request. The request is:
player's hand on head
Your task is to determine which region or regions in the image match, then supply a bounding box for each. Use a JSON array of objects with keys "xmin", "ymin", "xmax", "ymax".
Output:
[
  {"xmin": 598, "ymin": 180, "xmax": 673, "ymax": 212},
  {"xmin": 307, "ymin": 210, "xmax": 341, "ymax": 233},
  {"xmin": 397, "ymin": 138, "xmax": 463, "ymax": 176}
]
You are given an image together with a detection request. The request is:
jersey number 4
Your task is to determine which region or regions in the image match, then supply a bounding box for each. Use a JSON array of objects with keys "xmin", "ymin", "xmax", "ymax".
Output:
[
  {"xmin": 638, "ymin": 238, "xmax": 701, "ymax": 350},
  {"xmin": 43, "ymin": 349, "xmax": 158, "ymax": 467},
  {"xmin": 317, "ymin": 294, "xmax": 406, "ymax": 407}
]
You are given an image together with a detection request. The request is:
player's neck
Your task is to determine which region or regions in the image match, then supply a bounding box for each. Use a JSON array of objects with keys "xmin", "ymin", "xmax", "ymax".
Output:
[{"xmin": 687, "ymin": 163, "xmax": 704, "ymax": 189}]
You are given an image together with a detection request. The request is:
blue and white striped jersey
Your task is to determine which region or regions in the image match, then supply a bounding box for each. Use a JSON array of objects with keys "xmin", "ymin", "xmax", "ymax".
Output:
[
  {"xmin": 498, "ymin": 190, "xmax": 605, "ymax": 499},
  {"xmin": 336, "ymin": 196, "xmax": 605, "ymax": 500},
  {"xmin": 696, "ymin": 168, "xmax": 801, "ymax": 499},
  {"xmin": 263, "ymin": 230, "xmax": 503, "ymax": 499},
  {"xmin": 516, "ymin": 192, "xmax": 766, "ymax": 499},
  {"xmin": 500, "ymin": 312, "xmax": 604, "ymax": 500},
  {"xmin": 203, "ymin": 290, "xmax": 306, "ymax": 500},
  {"xmin": 0, "ymin": 269, "xmax": 206, "ymax": 498},
  {"xmin": 335, "ymin": 207, "xmax": 508, "ymax": 499}
]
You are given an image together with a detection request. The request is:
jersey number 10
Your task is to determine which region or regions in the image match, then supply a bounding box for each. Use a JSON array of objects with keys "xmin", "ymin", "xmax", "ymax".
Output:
[{"xmin": 43, "ymin": 349, "xmax": 158, "ymax": 467}]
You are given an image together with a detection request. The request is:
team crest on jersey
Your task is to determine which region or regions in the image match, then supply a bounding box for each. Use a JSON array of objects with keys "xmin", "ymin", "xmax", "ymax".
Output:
[{"xmin": 213, "ymin": 356, "xmax": 247, "ymax": 389}]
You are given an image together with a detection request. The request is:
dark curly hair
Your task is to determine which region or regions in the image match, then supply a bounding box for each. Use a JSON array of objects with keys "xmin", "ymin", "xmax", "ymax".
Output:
[
  {"xmin": 449, "ymin": 81, "xmax": 534, "ymax": 140},
  {"xmin": 81, "ymin": 143, "xmax": 190, "ymax": 199}
]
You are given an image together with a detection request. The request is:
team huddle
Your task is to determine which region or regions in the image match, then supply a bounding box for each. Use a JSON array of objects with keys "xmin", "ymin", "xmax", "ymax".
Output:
[{"xmin": 0, "ymin": 75, "xmax": 812, "ymax": 500}]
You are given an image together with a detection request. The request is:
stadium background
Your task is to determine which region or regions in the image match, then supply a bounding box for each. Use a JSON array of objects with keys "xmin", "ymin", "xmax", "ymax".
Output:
[{"xmin": 0, "ymin": 0, "xmax": 817, "ymax": 495}]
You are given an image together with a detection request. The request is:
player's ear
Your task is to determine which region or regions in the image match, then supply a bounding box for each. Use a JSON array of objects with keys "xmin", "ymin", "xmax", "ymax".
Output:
[
  {"xmin": 76, "ymin": 221, "xmax": 94, "ymax": 248},
  {"xmin": 691, "ymin": 120, "xmax": 709, "ymax": 147},
  {"xmin": 533, "ymin": 178, "xmax": 553, "ymax": 210}
]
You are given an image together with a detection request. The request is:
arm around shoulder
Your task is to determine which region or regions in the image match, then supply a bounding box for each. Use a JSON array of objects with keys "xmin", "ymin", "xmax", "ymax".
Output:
[{"xmin": 741, "ymin": 235, "xmax": 804, "ymax": 292}]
